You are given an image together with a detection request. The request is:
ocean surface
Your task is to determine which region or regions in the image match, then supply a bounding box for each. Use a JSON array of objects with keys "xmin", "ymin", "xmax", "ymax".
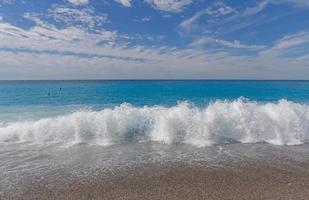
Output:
[
  {"xmin": 1, "ymin": 80, "xmax": 309, "ymax": 197},
  {"xmin": 0, "ymin": 80, "xmax": 309, "ymax": 145}
]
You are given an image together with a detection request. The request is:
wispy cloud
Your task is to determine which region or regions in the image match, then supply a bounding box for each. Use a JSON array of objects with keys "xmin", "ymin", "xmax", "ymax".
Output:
[
  {"xmin": 115, "ymin": 0, "xmax": 132, "ymax": 7},
  {"xmin": 145, "ymin": 0, "xmax": 192, "ymax": 12},
  {"xmin": 260, "ymin": 31, "xmax": 309, "ymax": 58},
  {"xmin": 191, "ymin": 37, "xmax": 266, "ymax": 50},
  {"xmin": 142, "ymin": 17, "xmax": 151, "ymax": 22},
  {"xmin": 0, "ymin": 0, "xmax": 308, "ymax": 79},
  {"xmin": 47, "ymin": 5, "xmax": 107, "ymax": 31},
  {"xmin": 244, "ymin": 0, "xmax": 309, "ymax": 17},
  {"xmin": 178, "ymin": 0, "xmax": 304, "ymax": 41},
  {"xmin": 67, "ymin": 0, "xmax": 89, "ymax": 6},
  {"xmin": 243, "ymin": 0, "xmax": 269, "ymax": 16},
  {"xmin": 0, "ymin": 0, "xmax": 16, "ymax": 5},
  {"xmin": 178, "ymin": 9, "xmax": 207, "ymax": 31},
  {"xmin": 178, "ymin": 2, "xmax": 237, "ymax": 34},
  {"xmin": 0, "ymin": 17, "xmax": 308, "ymax": 80},
  {"xmin": 273, "ymin": 32, "xmax": 309, "ymax": 50},
  {"xmin": 206, "ymin": 2, "xmax": 235, "ymax": 17}
]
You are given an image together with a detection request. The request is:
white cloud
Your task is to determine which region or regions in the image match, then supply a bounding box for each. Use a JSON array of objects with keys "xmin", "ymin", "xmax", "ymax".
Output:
[
  {"xmin": 142, "ymin": 17, "xmax": 151, "ymax": 22},
  {"xmin": 24, "ymin": 5, "xmax": 108, "ymax": 32},
  {"xmin": 0, "ymin": 0, "xmax": 15, "ymax": 4},
  {"xmin": 115, "ymin": 0, "xmax": 132, "ymax": 7},
  {"xmin": 145, "ymin": 0, "xmax": 192, "ymax": 12},
  {"xmin": 273, "ymin": 0, "xmax": 309, "ymax": 6},
  {"xmin": 206, "ymin": 2, "xmax": 235, "ymax": 17},
  {"xmin": 179, "ymin": 9, "xmax": 206, "ymax": 31},
  {"xmin": 179, "ymin": 2, "xmax": 236, "ymax": 33},
  {"xmin": 243, "ymin": 0, "xmax": 269, "ymax": 16},
  {"xmin": 0, "ymin": 19, "xmax": 231, "ymax": 79},
  {"xmin": 273, "ymin": 32, "xmax": 309, "ymax": 50},
  {"xmin": 1, "ymin": 45, "xmax": 309, "ymax": 80},
  {"xmin": 260, "ymin": 32, "xmax": 309, "ymax": 57},
  {"xmin": 23, "ymin": 13, "xmax": 52, "ymax": 28},
  {"xmin": 0, "ymin": 18, "xmax": 308, "ymax": 80},
  {"xmin": 244, "ymin": 0, "xmax": 309, "ymax": 17},
  {"xmin": 48, "ymin": 5, "xmax": 107, "ymax": 31},
  {"xmin": 0, "ymin": 6, "xmax": 309, "ymax": 80},
  {"xmin": 67, "ymin": 0, "xmax": 89, "ymax": 5},
  {"xmin": 0, "ymin": 20, "xmax": 118, "ymax": 56},
  {"xmin": 191, "ymin": 37, "xmax": 266, "ymax": 50},
  {"xmin": 180, "ymin": 0, "xmax": 309, "ymax": 37}
]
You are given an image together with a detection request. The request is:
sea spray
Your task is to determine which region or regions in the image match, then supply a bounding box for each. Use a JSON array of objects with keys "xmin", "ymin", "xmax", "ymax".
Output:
[{"xmin": 0, "ymin": 98, "xmax": 308, "ymax": 147}]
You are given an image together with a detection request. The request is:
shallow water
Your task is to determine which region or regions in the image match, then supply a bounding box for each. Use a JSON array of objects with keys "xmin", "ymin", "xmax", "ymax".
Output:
[{"xmin": 1, "ymin": 142, "xmax": 309, "ymax": 198}]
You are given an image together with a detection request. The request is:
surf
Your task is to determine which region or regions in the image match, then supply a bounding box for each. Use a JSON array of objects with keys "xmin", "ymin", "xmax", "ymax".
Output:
[{"xmin": 0, "ymin": 98, "xmax": 308, "ymax": 147}]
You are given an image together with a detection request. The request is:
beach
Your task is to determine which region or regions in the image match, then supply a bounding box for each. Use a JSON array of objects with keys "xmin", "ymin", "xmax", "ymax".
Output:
[
  {"xmin": 2, "ymin": 143, "xmax": 309, "ymax": 200},
  {"xmin": 6, "ymin": 160, "xmax": 309, "ymax": 200}
]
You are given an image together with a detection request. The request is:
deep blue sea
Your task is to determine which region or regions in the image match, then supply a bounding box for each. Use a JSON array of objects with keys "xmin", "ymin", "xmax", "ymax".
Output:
[{"xmin": 1, "ymin": 81, "xmax": 309, "ymax": 198}]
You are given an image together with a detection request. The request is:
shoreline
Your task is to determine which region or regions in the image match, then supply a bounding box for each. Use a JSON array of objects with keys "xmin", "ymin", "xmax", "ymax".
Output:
[{"xmin": 6, "ymin": 160, "xmax": 309, "ymax": 200}]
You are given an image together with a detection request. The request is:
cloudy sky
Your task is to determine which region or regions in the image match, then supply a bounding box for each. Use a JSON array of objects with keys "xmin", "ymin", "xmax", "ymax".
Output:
[{"xmin": 0, "ymin": 0, "xmax": 308, "ymax": 80}]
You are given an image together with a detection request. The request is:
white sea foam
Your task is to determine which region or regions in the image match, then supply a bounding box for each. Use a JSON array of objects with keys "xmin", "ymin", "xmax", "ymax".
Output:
[{"xmin": 0, "ymin": 98, "xmax": 309, "ymax": 147}]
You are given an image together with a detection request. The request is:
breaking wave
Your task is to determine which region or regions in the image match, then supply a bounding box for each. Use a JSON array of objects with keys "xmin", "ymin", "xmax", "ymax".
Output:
[{"xmin": 1, "ymin": 98, "xmax": 309, "ymax": 147}]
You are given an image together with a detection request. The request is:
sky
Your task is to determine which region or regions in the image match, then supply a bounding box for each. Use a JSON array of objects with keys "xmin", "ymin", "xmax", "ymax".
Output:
[{"xmin": 0, "ymin": 0, "xmax": 309, "ymax": 80}]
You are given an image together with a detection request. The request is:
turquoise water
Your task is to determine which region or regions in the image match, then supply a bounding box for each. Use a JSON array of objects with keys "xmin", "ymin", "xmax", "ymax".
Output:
[
  {"xmin": 0, "ymin": 81, "xmax": 309, "ymax": 146},
  {"xmin": 0, "ymin": 80, "xmax": 308, "ymax": 124},
  {"xmin": 1, "ymin": 80, "xmax": 309, "ymax": 107},
  {"xmin": 0, "ymin": 80, "xmax": 309, "ymax": 146}
]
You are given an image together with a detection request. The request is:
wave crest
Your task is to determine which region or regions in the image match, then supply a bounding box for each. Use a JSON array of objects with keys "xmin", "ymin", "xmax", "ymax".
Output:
[{"xmin": 1, "ymin": 98, "xmax": 309, "ymax": 147}]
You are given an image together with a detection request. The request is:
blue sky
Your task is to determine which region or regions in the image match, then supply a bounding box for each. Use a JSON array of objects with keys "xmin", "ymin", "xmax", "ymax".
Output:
[{"xmin": 0, "ymin": 0, "xmax": 309, "ymax": 79}]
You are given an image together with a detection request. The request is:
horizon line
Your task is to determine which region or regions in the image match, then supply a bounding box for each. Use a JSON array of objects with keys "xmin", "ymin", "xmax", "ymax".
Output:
[{"xmin": 0, "ymin": 79, "xmax": 309, "ymax": 81}]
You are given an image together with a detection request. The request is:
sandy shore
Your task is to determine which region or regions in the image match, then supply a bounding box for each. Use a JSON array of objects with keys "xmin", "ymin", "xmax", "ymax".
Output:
[{"xmin": 6, "ymin": 159, "xmax": 309, "ymax": 200}]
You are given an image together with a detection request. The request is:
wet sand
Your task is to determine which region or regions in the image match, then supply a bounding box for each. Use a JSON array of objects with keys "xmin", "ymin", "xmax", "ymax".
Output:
[{"xmin": 7, "ymin": 160, "xmax": 309, "ymax": 200}]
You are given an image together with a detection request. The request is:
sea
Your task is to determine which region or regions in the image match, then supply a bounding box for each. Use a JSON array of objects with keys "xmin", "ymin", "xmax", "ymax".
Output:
[{"xmin": 1, "ymin": 80, "xmax": 309, "ymax": 197}]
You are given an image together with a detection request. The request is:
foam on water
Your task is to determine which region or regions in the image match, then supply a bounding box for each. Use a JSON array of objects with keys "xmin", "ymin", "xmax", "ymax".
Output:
[{"xmin": 0, "ymin": 98, "xmax": 309, "ymax": 147}]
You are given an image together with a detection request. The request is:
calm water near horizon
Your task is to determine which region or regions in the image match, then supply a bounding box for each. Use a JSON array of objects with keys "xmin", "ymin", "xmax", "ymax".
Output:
[
  {"xmin": 1, "ymin": 80, "xmax": 309, "ymax": 106},
  {"xmin": 0, "ymin": 80, "xmax": 308, "ymax": 122}
]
